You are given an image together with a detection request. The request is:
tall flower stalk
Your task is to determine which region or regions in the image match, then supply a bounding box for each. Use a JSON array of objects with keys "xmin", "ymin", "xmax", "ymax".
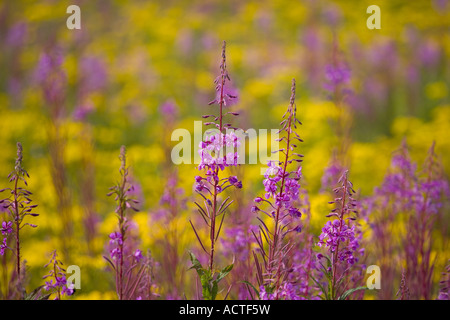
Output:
[
  {"xmin": 42, "ymin": 250, "xmax": 74, "ymax": 300},
  {"xmin": 189, "ymin": 41, "xmax": 241, "ymax": 300},
  {"xmin": 404, "ymin": 142, "xmax": 449, "ymax": 299},
  {"xmin": 104, "ymin": 146, "xmax": 140, "ymax": 300},
  {"xmin": 0, "ymin": 143, "xmax": 38, "ymax": 296},
  {"xmin": 316, "ymin": 171, "xmax": 366, "ymax": 300},
  {"xmin": 153, "ymin": 100, "xmax": 189, "ymax": 299},
  {"xmin": 36, "ymin": 47, "xmax": 73, "ymax": 259},
  {"xmin": 251, "ymin": 79, "xmax": 304, "ymax": 300},
  {"xmin": 365, "ymin": 141, "xmax": 449, "ymax": 299}
]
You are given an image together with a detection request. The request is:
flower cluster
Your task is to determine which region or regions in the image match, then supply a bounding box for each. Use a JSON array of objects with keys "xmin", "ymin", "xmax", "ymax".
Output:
[
  {"xmin": 0, "ymin": 142, "xmax": 38, "ymax": 286},
  {"xmin": 190, "ymin": 41, "xmax": 242, "ymax": 279},
  {"xmin": 0, "ymin": 221, "xmax": 12, "ymax": 255},
  {"xmin": 317, "ymin": 171, "xmax": 360, "ymax": 264},
  {"xmin": 35, "ymin": 47, "xmax": 67, "ymax": 118},
  {"xmin": 252, "ymin": 79, "xmax": 304, "ymax": 299},
  {"xmin": 324, "ymin": 62, "xmax": 351, "ymax": 93},
  {"xmin": 365, "ymin": 141, "xmax": 450, "ymax": 299},
  {"xmin": 317, "ymin": 220, "xmax": 360, "ymax": 265},
  {"xmin": 222, "ymin": 225, "xmax": 257, "ymax": 263},
  {"xmin": 321, "ymin": 155, "xmax": 345, "ymax": 192},
  {"xmin": 42, "ymin": 250, "xmax": 74, "ymax": 300},
  {"xmin": 314, "ymin": 170, "xmax": 367, "ymax": 299},
  {"xmin": 260, "ymin": 161, "xmax": 302, "ymax": 209},
  {"xmin": 197, "ymin": 131, "xmax": 241, "ymax": 175},
  {"xmin": 108, "ymin": 230, "xmax": 143, "ymax": 263},
  {"xmin": 104, "ymin": 146, "xmax": 158, "ymax": 300}
]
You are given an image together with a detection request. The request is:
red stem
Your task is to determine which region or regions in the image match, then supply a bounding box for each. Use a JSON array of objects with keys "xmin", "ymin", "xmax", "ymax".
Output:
[{"xmin": 14, "ymin": 175, "xmax": 20, "ymax": 282}]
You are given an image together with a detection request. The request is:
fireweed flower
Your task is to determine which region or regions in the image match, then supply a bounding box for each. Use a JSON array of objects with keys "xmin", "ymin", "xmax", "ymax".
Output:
[
  {"xmin": 316, "ymin": 170, "xmax": 364, "ymax": 300},
  {"xmin": 323, "ymin": 62, "xmax": 351, "ymax": 93},
  {"xmin": 252, "ymin": 79, "xmax": 304, "ymax": 300},
  {"xmin": 1, "ymin": 221, "xmax": 13, "ymax": 235},
  {"xmin": 42, "ymin": 250, "xmax": 74, "ymax": 300},
  {"xmin": 0, "ymin": 142, "xmax": 38, "ymax": 293},
  {"xmin": 104, "ymin": 146, "xmax": 157, "ymax": 300},
  {"xmin": 222, "ymin": 225, "xmax": 257, "ymax": 263},
  {"xmin": 320, "ymin": 153, "xmax": 345, "ymax": 192},
  {"xmin": 0, "ymin": 238, "xmax": 7, "ymax": 256},
  {"xmin": 365, "ymin": 141, "xmax": 449, "ymax": 299},
  {"xmin": 189, "ymin": 41, "xmax": 241, "ymax": 300},
  {"xmin": 6, "ymin": 22, "xmax": 27, "ymax": 48},
  {"xmin": 73, "ymin": 56, "xmax": 107, "ymax": 121},
  {"xmin": 35, "ymin": 47, "xmax": 67, "ymax": 118}
]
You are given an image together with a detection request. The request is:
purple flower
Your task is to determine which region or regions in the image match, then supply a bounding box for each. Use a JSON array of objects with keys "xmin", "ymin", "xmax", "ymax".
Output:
[
  {"xmin": 418, "ymin": 40, "xmax": 441, "ymax": 67},
  {"xmin": 55, "ymin": 276, "xmax": 67, "ymax": 287},
  {"xmin": 44, "ymin": 279, "xmax": 55, "ymax": 291},
  {"xmin": 109, "ymin": 232, "xmax": 123, "ymax": 245},
  {"xmin": 1, "ymin": 221, "xmax": 13, "ymax": 235},
  {"xmin": 35, "ymin": 50, "xmax": 64, "ymax": 83},
  {"xmin": 61, "ymin": 284, "xmax": 74, "ymax": 296},
  {"xmin": 35, "ymin": 48, "xmax": 67, "ymax": 112},
  {"xmin": 222, "ymin": 226, "xmax": 256, "ymax": 262},
  {"xmin": 72, "ymin": 103, "xmax": 94, "ymax": 121},
  {"xmin": 323, "ymin": 63, "xmax": 351, "ymax": 92},
  {"xmin": 0, "ymin": 238, "xmax": 7, "ymax": 256},
  {"xmin": 159, "ymin": 100, "xmax": 179, "ymax": 117},
  {"xmin": 6, "ymin": 22, "xmax": 27, "ymax": 48},
  {"xmin": 259, "ymin": 286, "xmax": 275, "ymax": 300},
  {"xmin": 321, "ymin": 160, "xmax": 344, "ymax": 191},
  {"xmin": 110, "ymin": 247, "xmax": 122, "ymax": 261},
  {"xmin": 317, "ymin": 171, "xmax": 361, "ymax": 265},
  {"xmin": 254, "ymin": 197, "xmax": 263, "ymax": 203},
  {"xmin": 228, "ymin": 176, "xmax": 238, "ymax": 184},
  {"xmin": 134, "ymin": 249, "xmax": 143, "ymax": 262},
  {"xmin": 79, "ymin": 56, "xmax": 107, "ymax": 92},
  {"xmin": 197, "ymin": 132, "xmax": 241, "ymax": 183}
]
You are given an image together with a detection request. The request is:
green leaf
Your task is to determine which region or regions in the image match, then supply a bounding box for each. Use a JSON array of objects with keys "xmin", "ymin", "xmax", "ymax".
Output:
[
  {"xmin": 200, "ymin": 272, "xmax": 213, "ymax": 300},
  {"xmin": 240, "ymin": 280, "xmax": 259, "ymax": 296},
  {"xmin": 323, "ymin": 254, "xmax": 332, "ymax": 269},
  {"xmin": 24, "ymin": 285, "xmax": 44, "ymax": 300},
  {"xmin": 216, "ymin": 263, "xmax": 234, "ymax": 283},
  {"xmin": 38, "ymin": 293, "xmax": 52, "ymax": 300},
  {"xmin": 337, "ymin": 286, "xmax": 368, "ymax": 300},
  {"xmin": 188, "ymin": 251, "xmax": 205, "ymax": 276},
  {"xmin": 311, "ymin": 277, "xmax": 328, "ymax": 300},
  {"xmin": 211, "ymin": 281, "xmax": 219, "ymax": 300}
]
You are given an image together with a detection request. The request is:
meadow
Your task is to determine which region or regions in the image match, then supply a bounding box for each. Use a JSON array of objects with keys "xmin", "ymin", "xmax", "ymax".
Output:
[{"xmin": 0, "ymin": 0, "xmax": 449, "ymax": 300}]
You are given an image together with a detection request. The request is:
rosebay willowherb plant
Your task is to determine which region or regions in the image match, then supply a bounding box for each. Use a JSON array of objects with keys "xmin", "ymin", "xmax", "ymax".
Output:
[
  {"xmin": 251, "ymin": 79, "xmax": 304, "ymax": 300},
  {"xmin": 36, "ymin": 47, "xmax": 73, "ymax": 260},
  {"xmin": 42, "ymin": 250, "xmax": 74, "ymax": 300},
  {"xmin": 316, "ymin": 170, "xmax": 367, "ymax": 300},
  {"xmin": 189, "ymin": 41, "xmax": 242, "ymax": 300},
  {"xmin": 404, "ymin": 142, "xmax": 449, "ymax": 299},
  {"xmin": 287, "ymin": 188, "xmax": 323, "ymax": 300},
  {"xmin": 154, "ymin": 100, "xmax": 190, "ymax": 299},
  {"xmin": 364, "ymin": 140, "xmax": 449, "ymax": 299},
  {"xmin": 104, "ymin": 146, "xmax": 157, "ymax": 300},
  {"xmin": 0, "ymin": 142, "xmax": 38, "ymax": 299}
]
